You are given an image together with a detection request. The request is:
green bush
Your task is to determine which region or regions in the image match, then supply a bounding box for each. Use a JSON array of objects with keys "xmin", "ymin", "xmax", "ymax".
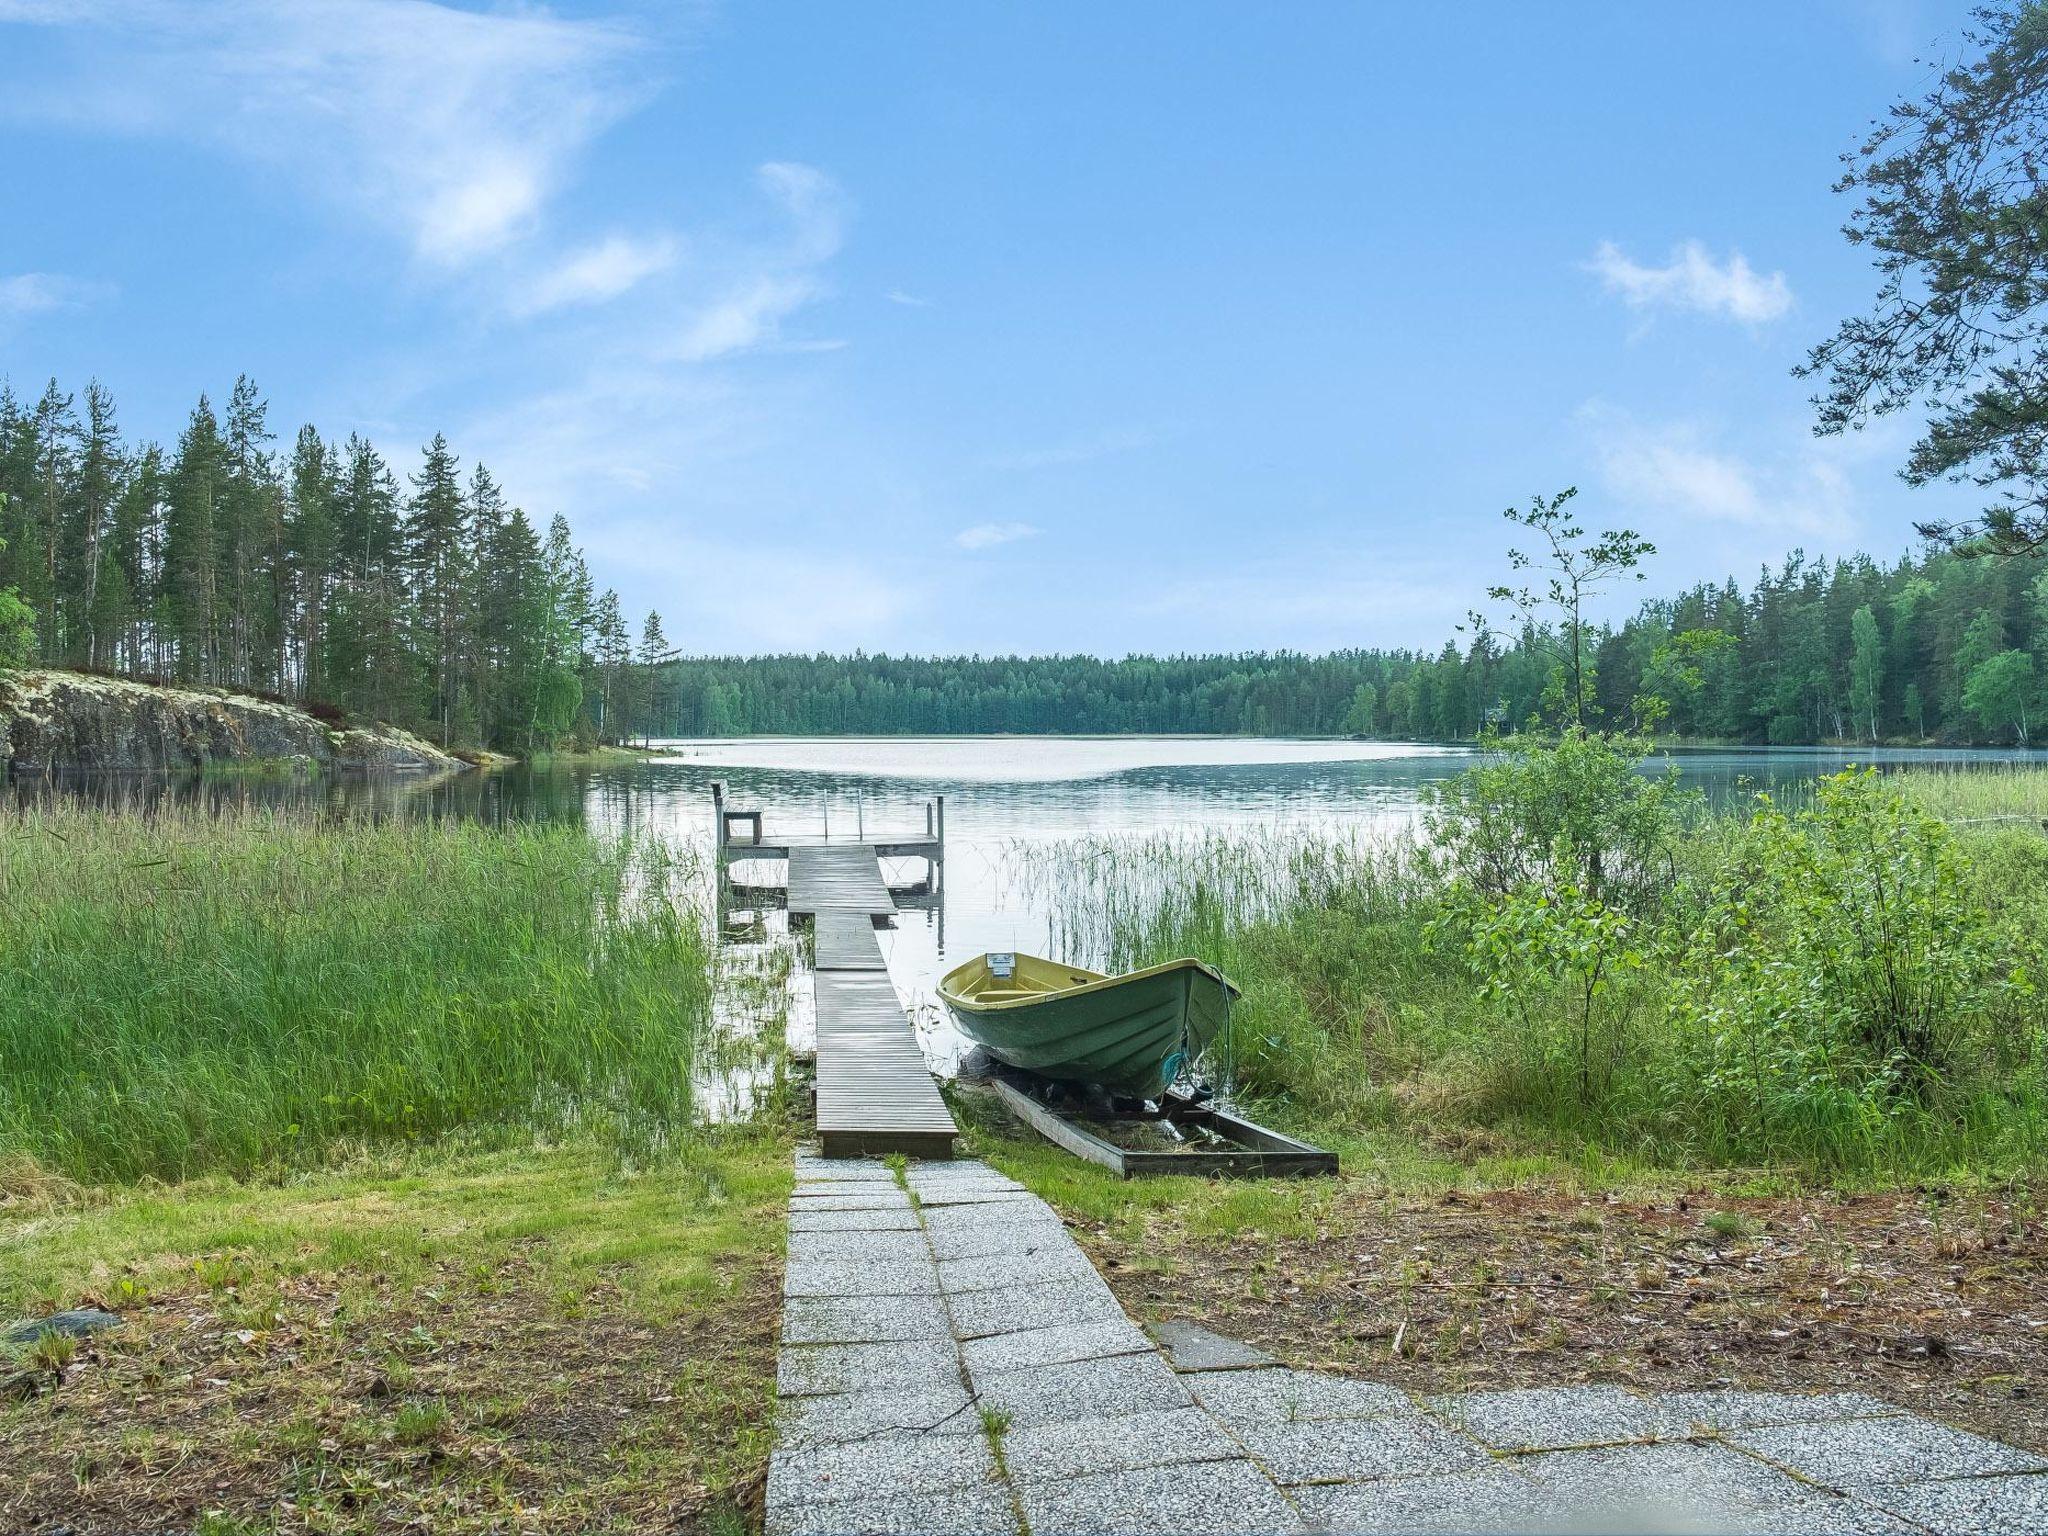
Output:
[
  {"xmin": 1665, "ymin": 770, "xmax": 2036, "ymax": 1162},
  {"xmin": 1421, "ymin": 729, "xmax": 1696, "ymax": 914}
]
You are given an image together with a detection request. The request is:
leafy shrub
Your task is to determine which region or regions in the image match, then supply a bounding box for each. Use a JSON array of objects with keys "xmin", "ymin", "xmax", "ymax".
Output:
[
  {"xmin": 1667, "ymin": 770, "xmax": 2034, "ymax": 1159},
  {"xmin": 1422, "ymin": 729, "xmax": 1695, "ymax": 914},
  {"xmin": 1437, "ymin": 880, "xmax": 1648, "ymax": 1106}
]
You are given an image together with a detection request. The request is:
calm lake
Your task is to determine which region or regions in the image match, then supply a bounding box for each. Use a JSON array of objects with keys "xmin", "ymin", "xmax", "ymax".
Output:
[{"xmin": 26, "ymin": 736, "xmax": 2048, "ymax": 1076}]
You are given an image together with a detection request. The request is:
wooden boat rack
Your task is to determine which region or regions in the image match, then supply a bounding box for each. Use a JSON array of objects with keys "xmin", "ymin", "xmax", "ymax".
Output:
[{"xmin": 990, "ymin": 1078, "xmax": 1337, "ymax": 1179}]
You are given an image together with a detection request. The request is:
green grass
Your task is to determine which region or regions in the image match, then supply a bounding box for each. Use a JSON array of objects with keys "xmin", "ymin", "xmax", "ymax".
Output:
[
  {"xmin": 0, "ymin": 804, "xmax": 718, "ymax": 1183},
  {"xmin": 0, "ymin": 1128, "xmax": 791, "ymax": 1534},
  {"xmin": 1015, "ymin": 767, "xmax": 2048, "ymax": 1183}
]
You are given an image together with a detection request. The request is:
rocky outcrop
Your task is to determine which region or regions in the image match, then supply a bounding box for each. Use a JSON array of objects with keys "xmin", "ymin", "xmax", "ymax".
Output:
[{"xmin": 0, "ymin": 670, "xmax": 465, "ymax": 776}]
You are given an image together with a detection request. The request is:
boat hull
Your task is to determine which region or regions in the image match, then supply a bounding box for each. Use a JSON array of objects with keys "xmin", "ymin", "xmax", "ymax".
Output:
[{"xmin": 938, "ymin": 953, "xmax": 1238, "ymax": 1100}]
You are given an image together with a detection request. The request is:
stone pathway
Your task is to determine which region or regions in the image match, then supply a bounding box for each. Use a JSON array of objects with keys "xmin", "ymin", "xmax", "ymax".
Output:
[{"xmin": 769, "ymin": 1155, "xmax": 2048, "ymax": 1535}]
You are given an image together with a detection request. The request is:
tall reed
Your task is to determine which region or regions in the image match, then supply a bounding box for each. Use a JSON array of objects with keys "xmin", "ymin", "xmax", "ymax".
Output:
[{"xmin": 0, "ymin": 806, "xmax": 714, "ymax": 1182}]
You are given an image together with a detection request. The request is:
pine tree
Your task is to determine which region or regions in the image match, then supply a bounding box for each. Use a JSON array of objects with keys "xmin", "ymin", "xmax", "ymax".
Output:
[
  {"xmin": 405, "ymin": 433, "xmax": 467, "ymax": 740},
  {"xmin": 219, "ymin": 375, "xmax": 275, "ymax": 687},
  {"xmin": 163, "ymin": 396, "xmax": 224, "ymax": 681},
  {"xmin": 286, "ymin": 426, "xmax": 338, "ymax": 698},
  {"xmin": 26, "ymin": 380, "xmax": 77, "ymax": 660},
  {"xmin": 71, "ymin": 381, "xmax": 123, "ymax": 666}
]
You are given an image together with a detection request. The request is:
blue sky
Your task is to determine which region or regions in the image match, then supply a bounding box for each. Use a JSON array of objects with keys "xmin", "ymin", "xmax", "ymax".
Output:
[{"xmin": 0, "ymin": 0, "xmax": 1988, "ymax": 654}]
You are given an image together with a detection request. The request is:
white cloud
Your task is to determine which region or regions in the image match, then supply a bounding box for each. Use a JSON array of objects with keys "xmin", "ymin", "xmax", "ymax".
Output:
[
  {"xmin": 514, "ymin": 234, "xmax": 679, "ymax": 317},
  {"xmin": 2, "ymin": 0, "xmax": 649, "ymax": 266},
  {"xmin": 666, "ymin": 162, "xmax": 848, "ymax": 362},
  {"xmin": 1586, "ymin": 239, "xmax": 1792, "ymax": 324},
  {"xmin": 672, "ymin": 274, "xmax": 822, "ymax": 362},
  {"xmin": 1580, "ymin": 403, "xmax": 1854, "ymax": 540},
  {"xmin": 886, "ymin": 288, "xmax": 931, "ymax": 307},
  {"xmin": 0, "ymin": 271, "xmax": 108, "ymax": 315},
  {"xmin": 956, "ymin": 521, "xmax": 1040, "ymax": 550}
]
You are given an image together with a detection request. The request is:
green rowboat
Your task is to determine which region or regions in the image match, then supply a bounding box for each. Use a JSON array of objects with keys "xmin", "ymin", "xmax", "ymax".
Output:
[{"xmin": 937, "ymin": 950, "xmax": 1239, "ymax": 1100}]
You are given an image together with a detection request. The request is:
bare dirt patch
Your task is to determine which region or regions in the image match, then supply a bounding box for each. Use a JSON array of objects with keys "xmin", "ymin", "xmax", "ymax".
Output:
[
  {"xmin": 2, "ymin": 1248, "xmax": 779, "ymax": 1535},
  {"xmin": 1070, "ymin": 1183, "xmax": 2048, "ymax": 1451}
]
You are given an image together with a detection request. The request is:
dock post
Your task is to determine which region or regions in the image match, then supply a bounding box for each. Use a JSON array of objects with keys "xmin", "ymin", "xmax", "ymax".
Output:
[
  {"xmin": 934, "ymin": 794, "xmax": 945, "ymax": 893},
  {"xmin": 712, "ymin": 781, "xmax": 727, "ymax": 862},
  {"xmin": 926, "ymin": 801, "xmax": 935, "ymax": 838}
]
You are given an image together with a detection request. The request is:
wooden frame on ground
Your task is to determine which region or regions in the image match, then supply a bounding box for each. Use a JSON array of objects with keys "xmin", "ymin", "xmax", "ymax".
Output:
[{"xmin": 989, "ymin": 1079, "xmax": 1337, "ymax": 1178}]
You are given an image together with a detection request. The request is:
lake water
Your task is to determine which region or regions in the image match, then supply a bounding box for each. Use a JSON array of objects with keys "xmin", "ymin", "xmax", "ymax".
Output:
[{"xmin": 25, "ymin": 737, "xmax": 2047, "ymax": 1081}]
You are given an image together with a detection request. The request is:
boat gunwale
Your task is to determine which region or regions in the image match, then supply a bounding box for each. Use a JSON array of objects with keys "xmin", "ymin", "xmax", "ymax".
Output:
[{"xmin": 937, "ymin": 953, "xmax": 1241, "ymax": 1013}]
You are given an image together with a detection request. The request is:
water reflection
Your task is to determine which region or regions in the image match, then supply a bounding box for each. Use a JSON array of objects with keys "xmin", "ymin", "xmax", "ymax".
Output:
[{"xmin": 18, "ymin": 736, "xmax": 2048, "ymax": 1078}]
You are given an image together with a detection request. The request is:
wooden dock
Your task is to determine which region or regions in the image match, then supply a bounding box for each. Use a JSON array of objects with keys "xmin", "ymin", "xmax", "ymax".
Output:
[{"xmin": 744, "ymin": 804, "xmax": 955, "ymax": 1159}]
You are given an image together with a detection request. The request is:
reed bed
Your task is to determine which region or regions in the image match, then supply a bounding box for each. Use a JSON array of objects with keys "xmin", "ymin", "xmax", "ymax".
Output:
[
  {"xmin": 0, "ymin": 805, "xmax": 715, "ymax": 1182},
  {"xmin": 1017, "ymin": 768, "xmax": 2048, "ymax": 1179}
]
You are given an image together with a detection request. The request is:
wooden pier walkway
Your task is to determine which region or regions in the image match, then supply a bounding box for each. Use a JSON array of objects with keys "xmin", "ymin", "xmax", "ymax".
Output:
[{"xmin": 786, "ymin": 843, "xmax": 957, "ymax": 1159}]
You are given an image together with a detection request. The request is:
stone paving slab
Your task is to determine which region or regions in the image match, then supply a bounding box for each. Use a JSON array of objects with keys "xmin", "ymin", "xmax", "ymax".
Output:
[
  {"xmin": 913, "ymin": 1186, "xmax": 1043, "ymax": 1208},
  {"xmin": 919, "ymin": 1195, "xmax": 1063, "ymax": 1226},
  {"xmin": 959, "ymin": 1316, "xmax": 1153, "ymax": 1375},
  {"xmin": 775, "ymin": 1383, "xmax": 982, "ymax": 1448},
  {"xmin": 927, "ymin": 1214, "xmax": 1073, "ymax": 1262},
  {"xmin": 1187, "ymin": 1366, "xmax": 1414, "ymax": 1427},
  {"xmin": 1863, "ymin": 1471, "xmax": 2048, "ymax": 1534},
  {"xmin": 785, "ymin": 1228, "xmax": 933, "ymax": 1264},
  {"xmin": 788, "ymin": 1206, "xmax": 924, "ymax": 1234},
  {"xmin": 783, "ymin": 1257, "xmax": 940, "ymax": 1298},
  {"xmin": 1149, "ymin": 1319, "xmax": 1274, "ymax": 1372},
  {"xmin": 1532, "ymin": 1442, "xmax": 1924, "ymax": 1534},
  {"xmin": 793, "ymin": 1159, "xmax": 902, "ymax": 1184},
  {"xmin": 1289, "ymin": 1466, "xmax": 1544, "ymax": 1535},
  {"xmin": 946, "ymin": 1276, "xmax": 1125, "ymax": 1339},
  {"xmin": 787, "ymin": 1190, "xmax": 914, "ymax": 1211},
  {"xmin": 767, "ymin": 1431, "xmax": 1002, "ymax": 1507},
  {"xmin": 1425, "ymin": 1384, "xmax": 1670, "ymax": 1451},
  {"xmin": 1232, "ymin": 1411, "xmax": 1493, "ymax": 1486},
  {"xmin": 766, "ymin": 1483, "xmax": 1020, "ymax": 1536},
  {"xmin": 972, "ymin": 1349, "xmax": 1192, "ymax": 1431},
  {"xmin": 1001, "ymin": 1404, "xmax": 1244, "ymax": 1484},
  {"xmin": 938, "ymin": 1246, "xmax": 1104, "ymax": 1293},
  {"xmin": 1726, "ymin": 1415, "xmax": 2048, "ymax": 1491},
  {"xmin": 776, "ymin": 1337, "xmax": 962, "ymax": 1398},
  {"xmin": 1657, "ymin": 1388, "xmax": 1904, "ymax": 1433},
  {"xmin": 780, "ymin": 1293, "xmax": 956, "ymax": 1345},
  {"xmin": 1013, "ymin": 1456, "xmax": 1307, "ymax": 1536}
]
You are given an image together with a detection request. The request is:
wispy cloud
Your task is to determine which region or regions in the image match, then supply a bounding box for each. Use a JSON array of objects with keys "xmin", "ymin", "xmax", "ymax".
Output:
[
  {"xmin": 886, "ymin": 288, "xmax": 931, "ymax": 308},
  {"xmin": 514, "ymin": 234, "xmax": 679, "ymax": 318},
  {"xmin": 1585, "ymin": 239, "xmax": 1792, "ymax": 324},
  {"xmin": 0, "ymin": 271, "xmax": 109, "ymax": 316},
  {"xmin": 672, "ymin": 275, "xmax": 822, "ymax": 362},
  {"xmin": 1, "ymin": 0, "xmax": 650, "ymax": 266},
  {"xmin": 1580, "ymin": 403, "xmax": 1853, "ymax": 540},
  {"xmin": 956, "ymin": 520, "xmax": 1040, "ymax": 550},
  {"xmin": 666, "ymin": 162, "xmax": 848, "ymax": 362},
  {"xmin": 987, "ymin": 427, "xmax": 1153, "ymax": 472}
]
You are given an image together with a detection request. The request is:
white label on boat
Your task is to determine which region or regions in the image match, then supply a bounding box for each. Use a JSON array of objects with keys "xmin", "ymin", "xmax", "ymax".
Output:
[{"xmin": 988, "ymin": 952, "xmax": 1015, "ymax": 978}]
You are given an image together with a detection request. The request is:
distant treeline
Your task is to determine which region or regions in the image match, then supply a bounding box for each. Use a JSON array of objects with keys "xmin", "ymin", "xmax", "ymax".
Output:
[
  {"xmin": 0, "ymin": 376, "xmax": 669, "ymax": 751},
  {"xmin": 11, "ymin": 377, "xmax": 2048, "ymax": 748},
  {"xmin": 651, "ymin": 548, "xmax": 2048, "ymax": 744}
]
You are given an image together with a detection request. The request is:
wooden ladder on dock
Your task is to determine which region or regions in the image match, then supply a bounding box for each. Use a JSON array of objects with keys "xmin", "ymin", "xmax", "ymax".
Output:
[{"xmin": 788, "ymin": 845, "xmax": 957, "ymax": 1159}]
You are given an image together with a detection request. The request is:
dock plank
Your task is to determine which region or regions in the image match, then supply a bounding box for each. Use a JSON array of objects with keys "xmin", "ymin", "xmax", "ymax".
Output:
[
  {"xmin": 787, "ymin": 845, "xmax": 895, "ymax": 918},
  {"xmin": 813, "ymin": 910, "xmax": 887, "ymax": 971},
  {"xmin": 791, "ymin": 843, "xmax": 958, "ymax": 1158}
]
